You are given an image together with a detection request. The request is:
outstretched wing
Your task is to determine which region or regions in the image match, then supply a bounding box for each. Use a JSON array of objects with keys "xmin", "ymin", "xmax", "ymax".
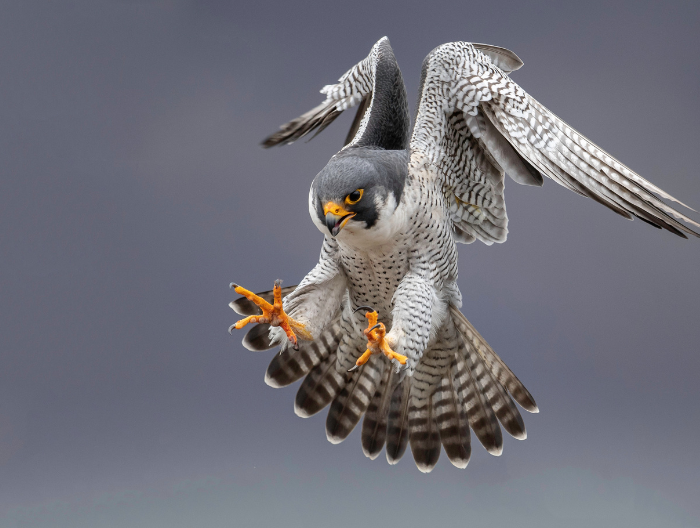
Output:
[
  {"xmin": 262, "ymin": 37, "xmax": 410, "ymax": 151},
  {"xmin": 410, "ymin": 42, "xmax": 700, "ymax": 243}
]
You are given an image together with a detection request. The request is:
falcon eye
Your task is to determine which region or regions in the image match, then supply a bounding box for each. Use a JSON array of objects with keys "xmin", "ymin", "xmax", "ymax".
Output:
[{"xmin": 345, "ymin": 189, "xmax": 363, "ymax": 205}]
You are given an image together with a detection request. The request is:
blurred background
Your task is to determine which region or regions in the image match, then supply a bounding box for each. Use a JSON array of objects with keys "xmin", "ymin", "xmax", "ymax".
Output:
[{"xmin": 1, "ymin": 1, "xmax": 699, "ymax": 526}]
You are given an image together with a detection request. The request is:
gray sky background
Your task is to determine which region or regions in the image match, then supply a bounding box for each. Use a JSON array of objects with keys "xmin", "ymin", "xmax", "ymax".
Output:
[{"xmin": 2, "ymin": 1, "xmax": 700, "ymax": 527}]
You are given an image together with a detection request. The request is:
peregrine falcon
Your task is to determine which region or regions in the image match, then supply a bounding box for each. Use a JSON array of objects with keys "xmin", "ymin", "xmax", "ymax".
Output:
[{"xmin": 229, "ymin": 38, "xmax": 699, "ymax": 472}]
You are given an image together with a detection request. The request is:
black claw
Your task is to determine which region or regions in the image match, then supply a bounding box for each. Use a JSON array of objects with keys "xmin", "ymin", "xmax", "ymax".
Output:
[
  {"xmin": 367, "ymin": 323, "xmax": 382, "ymax": 333},
  {"xmin": 228, "ymin": 324, "xmax": 236, "ymax": 335},
  {"xmin": 353, "ymin": 305, "xmax": 374, "ymax": 314},
  {"xmin": 288, "ymin": 334, "xmax": 300, "ymax": 351},
  {"xmin": 348, "ymin": 364, "xmax": 359, "ymax": 372},
  {"xmin": 230, "ymin": 283, "xmax": 238, "ymax": 289}
]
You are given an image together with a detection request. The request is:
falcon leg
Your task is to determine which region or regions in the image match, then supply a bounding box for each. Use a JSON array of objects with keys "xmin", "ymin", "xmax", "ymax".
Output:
[
  {"xmin": 229, "ymin": 280, "xmax": 312, "ymax": 349},
  {"xmin": 350, "ymin": 308, "xmax": 408, "ymax": 372}
]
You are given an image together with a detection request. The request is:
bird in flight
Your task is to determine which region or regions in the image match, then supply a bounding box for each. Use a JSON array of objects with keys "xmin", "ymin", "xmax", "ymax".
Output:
[{"xmin": 229, "ymin": 38, "xmax": 699, "ymax": 472}]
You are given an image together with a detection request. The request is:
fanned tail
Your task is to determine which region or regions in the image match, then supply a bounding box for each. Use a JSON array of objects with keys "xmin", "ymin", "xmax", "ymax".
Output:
[
  {"xmin": 399, "ymin": 310, "xmax": 536, "ymax": 471},
  {"xmin": 234, "ymin": 286, "xmax": 537, "ymax": 471},
  {"xmin": 286, "ymin": 306, "xmax": 536, "ymax": 471}
]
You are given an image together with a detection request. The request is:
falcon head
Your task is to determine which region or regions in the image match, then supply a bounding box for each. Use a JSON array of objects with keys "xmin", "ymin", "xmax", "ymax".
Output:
[{"xmin": 309, "ymin": 149, "xmax": 408, "ymax": 242}]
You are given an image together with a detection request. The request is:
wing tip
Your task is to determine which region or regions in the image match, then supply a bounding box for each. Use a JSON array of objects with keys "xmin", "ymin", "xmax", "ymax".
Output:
[
  {"xmin": 260, "ymin": 137, "xmax": 282, "ymax": 149},
  {"xmin": 472, "ymin": 43, "xmax": 524, "ymax": 72}
]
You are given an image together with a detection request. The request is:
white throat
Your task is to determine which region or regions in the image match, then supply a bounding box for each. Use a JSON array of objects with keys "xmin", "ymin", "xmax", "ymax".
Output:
[{"xmin": 309, "ymin": 192, "xmax": 408, "ymax": 250}]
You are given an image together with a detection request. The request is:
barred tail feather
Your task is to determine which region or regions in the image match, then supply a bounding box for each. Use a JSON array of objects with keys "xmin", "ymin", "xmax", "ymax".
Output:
[
  {"xmin": 408, "ymin": 395, "xmax": 441, "ymax": 473},
  {"xmin": 326, "ymin": 355, "xmax": 384, "ymax": 444},
  {"xmin": 361, "ymin": 363, "xmax": 395, "ymax": 459},
  {"xmin": 434, "ymin": 371, "xmax": 471, "ymax": 469},
  {"xmin": 484, "ymin": 364, "xmax": 527, "ymax": 440},
  {"xmin": 451, "ymin": 306, "xmax": 538, "ymax": 413},
  {"xmin": 294, "ymin": 350, "xmax": 346, "ymax": 418},
  {"xmin": 265, "ymin": 321, "xmax": 342, "ymax": 388},
  {"xmin": 463, "ymin": 339, "xmax": 527, "ymax": 440},
  {"xmin": 453, "ymin": 351, "xmax": 503, "ymax": 455},
  {"xmin": 242, "ymin": 323, "xmax": 274, "ymax": 351},
  {"xmin": 385, "ymin": 379, "xmax": 411, "ymax": 464},
  {"xmin": 407, "ymin": 342, "xmax": 455, "ymax": 472}
]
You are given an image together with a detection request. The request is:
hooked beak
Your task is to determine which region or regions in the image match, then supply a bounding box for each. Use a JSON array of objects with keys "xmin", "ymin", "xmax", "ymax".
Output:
[{"xmin": 324, "ymin": 201, "xmax": 355, "ymax": 237}]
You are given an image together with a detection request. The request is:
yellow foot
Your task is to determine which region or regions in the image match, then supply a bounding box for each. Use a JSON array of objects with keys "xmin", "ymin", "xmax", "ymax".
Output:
[
  {"xmin": 229, "ymin": 280, "xmax": 312, "ymax": 350},
  {"xmin": 350, "ymin": 306, "xmax": 408, "ymax": 371}
]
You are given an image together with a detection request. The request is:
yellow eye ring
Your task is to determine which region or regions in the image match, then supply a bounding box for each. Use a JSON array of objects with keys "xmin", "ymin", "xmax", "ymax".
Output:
[{"xmin": 345, "ymin": 189, "xmax": 363, "ymax": 205}]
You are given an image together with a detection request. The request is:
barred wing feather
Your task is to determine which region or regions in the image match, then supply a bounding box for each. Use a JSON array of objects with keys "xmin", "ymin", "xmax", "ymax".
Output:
[{"xmin": 410, "ymin": 42, "xmax": 700, "ymax": 241}]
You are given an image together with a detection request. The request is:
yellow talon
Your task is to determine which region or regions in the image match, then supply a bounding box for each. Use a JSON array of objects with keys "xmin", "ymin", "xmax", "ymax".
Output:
[
  {"xmin": 352, "ymin": 309, "xmax": 407, "ymax": 371},
  {"xmin": 231, "ymin": 280, "xmax": 312, "ymax": 348}
]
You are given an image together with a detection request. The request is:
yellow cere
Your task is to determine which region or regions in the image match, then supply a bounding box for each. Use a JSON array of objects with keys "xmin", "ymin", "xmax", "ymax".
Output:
[{"xmin": 323, "ymin": 201, "xmax": 351, "ymax": 216}]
